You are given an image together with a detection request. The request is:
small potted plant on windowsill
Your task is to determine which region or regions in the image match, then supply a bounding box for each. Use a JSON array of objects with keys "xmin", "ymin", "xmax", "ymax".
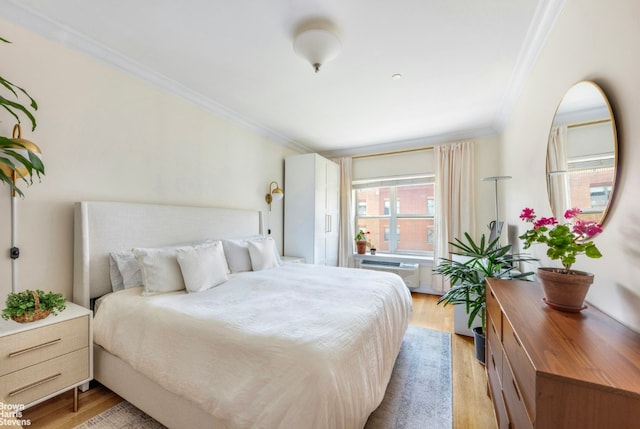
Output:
[
  {"xmin": 2, "ymin": 290, "xmax": 66, "ymax": 323},
  {"xmin": 355, "ymin": 229, "xmax": 370, "ymax": 255}
]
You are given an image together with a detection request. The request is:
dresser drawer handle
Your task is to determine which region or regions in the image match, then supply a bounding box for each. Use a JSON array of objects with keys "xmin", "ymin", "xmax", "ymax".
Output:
[
  {"xmin": 512, "ymin": 332, "xmax": 522, "ymax": 348},
  {"xmin": 8, "ymin": 373, "xmax": 62, "ymax": 397},
  {"xmin": 8, "ymin": 338, "xmax": 62, "ymax": 357},
  {"xmin": 512, "ymin": 379, "xmax": 521, "ymax": 401}
]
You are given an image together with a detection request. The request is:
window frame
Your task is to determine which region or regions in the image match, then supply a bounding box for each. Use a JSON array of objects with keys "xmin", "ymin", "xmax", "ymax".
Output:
[{"xmin": 353, "ymin": 175, "xmax": 435, "ymax": 256}]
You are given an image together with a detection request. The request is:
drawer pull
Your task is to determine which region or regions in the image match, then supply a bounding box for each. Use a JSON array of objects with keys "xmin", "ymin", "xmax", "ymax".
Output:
[
  {"xmin": 512, "ymin": 332, "xmax": 522, "ymax": 348},
  {"xmin": 8, "ymin": 373, "xmax": 62, "ymax": 397},
  {"xmin": 8, "ymin": 338, "xmax": 62, "ymax": 357},
  {"xmin": 512, "ymin": 379, "xmax": 521, "ymax": 401}
]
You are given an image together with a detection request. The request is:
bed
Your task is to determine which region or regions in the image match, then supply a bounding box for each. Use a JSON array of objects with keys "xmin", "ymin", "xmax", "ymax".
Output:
[{"xmin": 73, "ymin": 201, "xmax": 412, "ymax": 429}]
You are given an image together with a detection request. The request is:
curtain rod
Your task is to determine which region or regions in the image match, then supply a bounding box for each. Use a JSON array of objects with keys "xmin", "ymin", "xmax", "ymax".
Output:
[
  {"xmin": 567, "ymin": 118, "xmax": 611, "ymax": 129},
  {"xmin": 353, "ymin": 146, "xmax": 433, "ymax": 160}
]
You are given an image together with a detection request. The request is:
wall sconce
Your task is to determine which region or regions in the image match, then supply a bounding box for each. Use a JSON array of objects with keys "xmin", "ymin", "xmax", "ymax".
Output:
[
  {"xmin": 265, "ymin": 181, "xmax": 284, "ymax": 211},
  {"xmin": 0, "ymin": 124, "xmax": 43, "ymax": 293}
]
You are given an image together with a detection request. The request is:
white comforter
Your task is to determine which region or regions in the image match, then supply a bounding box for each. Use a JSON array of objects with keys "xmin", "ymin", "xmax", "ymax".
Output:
[{"xmin": 93, "ymin": 263, "xmax": 412, "ymax": 429}]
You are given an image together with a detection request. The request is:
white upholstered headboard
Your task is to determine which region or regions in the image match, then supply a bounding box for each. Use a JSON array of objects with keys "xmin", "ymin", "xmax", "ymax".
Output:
[{"xmin": 73, "ymin": 201, "xmax": 262, "ymax": 308}]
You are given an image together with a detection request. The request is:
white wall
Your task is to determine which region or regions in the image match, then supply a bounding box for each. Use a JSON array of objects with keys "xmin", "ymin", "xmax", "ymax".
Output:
[
  {"xmin": 500, "ymin": 0, "xmax": 640, "ymax": 331},
  {"xmin": 0, "ymin": 20, "xmax": 298, "ymax": 299}
]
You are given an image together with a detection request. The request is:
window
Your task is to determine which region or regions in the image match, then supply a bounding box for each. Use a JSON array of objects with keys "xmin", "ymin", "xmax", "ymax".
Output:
[
  {"xmin": 357, "ymin": 201, "xmax": 367, "ymax": 215},
  {"xmin": 354, "ymin": 177, "xmax": 435, "ymax": 255},
  {"xmin": 427, "ymin": 198, "xmax": 435, "ymax": 216}
]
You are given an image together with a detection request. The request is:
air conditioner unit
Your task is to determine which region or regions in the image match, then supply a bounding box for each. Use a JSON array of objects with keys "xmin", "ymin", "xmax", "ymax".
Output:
[{"xmin": 358, "ymin": 260, "xmax": 420, "ymax": 289}]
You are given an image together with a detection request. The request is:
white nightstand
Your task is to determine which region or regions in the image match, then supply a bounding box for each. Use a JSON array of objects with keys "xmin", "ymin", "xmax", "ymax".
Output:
[
  {"xmin": 0, "ymin": 302, "xmax": 92, "ymax": 412},
  {"xmin": 281, "ymin": 255, "xmax": 305, "ymax": 264}
]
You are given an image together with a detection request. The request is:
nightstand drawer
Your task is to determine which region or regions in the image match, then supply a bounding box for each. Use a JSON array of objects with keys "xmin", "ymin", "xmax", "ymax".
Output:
[
  {"xmin": 0, "ymin": 316, "xmax": 89, "ymax": 376},
  {"xmin": 0, "ymin": 347, "xmax": 89, "ymax": 406}
]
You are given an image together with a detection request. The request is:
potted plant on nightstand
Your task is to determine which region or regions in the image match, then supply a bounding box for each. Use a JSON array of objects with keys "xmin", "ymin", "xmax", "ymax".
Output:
[
  {"xmin": 2, "ymin": 289, "xmax": 66, "ymax": 323},
  {"xmin": 434, "ymin": 233, "xmax": 536, "ymax": 364}
]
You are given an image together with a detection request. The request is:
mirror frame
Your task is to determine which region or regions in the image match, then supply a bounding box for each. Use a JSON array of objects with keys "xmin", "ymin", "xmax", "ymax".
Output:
[{"xmin": 546, "ymin": 80, "xmax": 618, "ymax": 227}]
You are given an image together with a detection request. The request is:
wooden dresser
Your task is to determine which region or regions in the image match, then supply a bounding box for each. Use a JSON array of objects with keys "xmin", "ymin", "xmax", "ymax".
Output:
[{"xmin": 486, "ymin": 278, "xmax": 640, "ymax": 429}]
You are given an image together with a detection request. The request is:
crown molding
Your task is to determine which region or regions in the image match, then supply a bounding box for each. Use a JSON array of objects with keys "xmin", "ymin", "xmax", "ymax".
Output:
[
  {"xmin": 320, "ymin": 126, "xmax": 498, "ymax": 159},
  {"xmin": 494, "ymin": 0, "xmax": 566, "ymax": 130},
  {"xmin": 0, "ymin": 1, "xmax": 313, "ymax": 154}
]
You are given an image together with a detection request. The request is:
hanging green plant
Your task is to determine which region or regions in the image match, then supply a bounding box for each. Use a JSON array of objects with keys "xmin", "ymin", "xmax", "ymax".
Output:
[{"xmin": 0, "ymin": 36, "xmax": 45, "ymax": 196}]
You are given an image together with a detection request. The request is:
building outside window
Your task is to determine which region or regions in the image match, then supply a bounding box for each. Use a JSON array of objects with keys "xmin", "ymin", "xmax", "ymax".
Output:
[{"xmin": 354, "ymin": 177, "xmax": 435, "ymax": 255}]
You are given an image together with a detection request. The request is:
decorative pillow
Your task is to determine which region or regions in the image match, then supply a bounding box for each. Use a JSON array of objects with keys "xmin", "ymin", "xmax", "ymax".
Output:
[
  {"xmin": 110, "ymin": 250, "xmax": 143, "ymax": 289},
  {"xmin": 133, "ymin": 246, "xmax": 189, "ymax": 295},
  {"xmin": 176, "ymin": 241, "xmax": 229, "ymax": 293},
  {"xmin": 222, "ymin": 238, "xmax": 257, "ymax": 273},
  {"xmin": 109, "ymin": 255, "xmax": 125, "ymax": 292},
  {"xmin": 247, "ymin": 237, "xmax": 280, "ymax": 271}
]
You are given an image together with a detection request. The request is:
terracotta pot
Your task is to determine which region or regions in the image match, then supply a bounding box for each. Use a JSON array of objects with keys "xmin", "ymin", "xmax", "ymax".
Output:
[
  {"xmin": 356, "ymin": 240, "xmax": 367, "ymax": 254},
  {"xmin": 537, "ymin": 267, "xmax": 594, "ymax": 312}
]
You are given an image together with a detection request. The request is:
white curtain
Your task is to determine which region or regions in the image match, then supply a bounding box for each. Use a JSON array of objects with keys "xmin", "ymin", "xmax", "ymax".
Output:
[
  {"xmin": 335, "ymin": 157, "xmax": 354, "ymax": 267},
  {"xmin": 433, "ymin": 141, "xmax": 476, "ymax": 292},
  {"xmin": 547, "ymin": 126, "xmax": 570, "ymax": 217}
]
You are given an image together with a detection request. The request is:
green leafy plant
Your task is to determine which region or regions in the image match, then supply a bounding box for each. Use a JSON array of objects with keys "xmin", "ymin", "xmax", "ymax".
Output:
[
  {"xmin": 2, "ymin": 289, "xmax": 66, "ymax": 321},
  {"xmin": 355, "ymin": 229, "xmax": 368, "ymax": 241},
  {"xmin": 434, "ymin": 233, "xmax": 536, "ymax": 332},
  {"xmin": 0, "ymin": 36, "xmax": 45, "ymax": 196},
  {"xmin": 519, "ymin": 207, "xmax": 602, "ymax": 274}
]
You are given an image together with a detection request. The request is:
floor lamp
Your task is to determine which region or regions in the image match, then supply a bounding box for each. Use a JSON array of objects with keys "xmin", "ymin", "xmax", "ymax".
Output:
[{"xmin": 482, "ymin": 175, "xmax": 511, "ymax": 241}]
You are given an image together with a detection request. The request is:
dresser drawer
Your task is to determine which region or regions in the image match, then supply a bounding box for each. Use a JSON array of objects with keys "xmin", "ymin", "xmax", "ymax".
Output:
[
  {"xmin": 487, "ymin": 315, "xmax": 503, "ymax": 386},
  {"xmin": 486, "ymin": 286, "xmax": 502, "ymax": 340},
  {"xmin": 0, "ymin": 347, "xmax": 89, "ymax": 406},
  {"xmin": 487, "ymin": 344, "xmax": 509, "ymax": 429},
  {"xmin": 0, "ymin": 316, "xmax": 89, "ymax": 376},
  {"xmin": 502, "ymin": 355, "xmax": 533, "ymax": 429},
  {"xmin": 502, "ymin": 316, "xmax": 536, "ymax": 424}
]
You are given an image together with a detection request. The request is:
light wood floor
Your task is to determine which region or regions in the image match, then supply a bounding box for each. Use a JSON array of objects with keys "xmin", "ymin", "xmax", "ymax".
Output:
[{"xmin": 22, "ymin": 293, "xmax": 496, "ymax": 429}]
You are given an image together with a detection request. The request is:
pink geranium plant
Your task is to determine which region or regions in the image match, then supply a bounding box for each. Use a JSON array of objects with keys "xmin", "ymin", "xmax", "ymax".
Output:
[{"xmin": 519, "ymin": 207, "xmax": 603, "ymax": 274}]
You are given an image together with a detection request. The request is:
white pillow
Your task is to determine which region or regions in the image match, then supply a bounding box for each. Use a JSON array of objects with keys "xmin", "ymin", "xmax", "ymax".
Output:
[
  {"xmin": 248, "ymin": 237, "xmax": 281, "ymax": 271},
  {"xmin": 133, "ymin": 246, "xmax": 189, "ymax": 295},
  {"xmin": 222, "ymin": 238, "xmax": 255, "ymax": 273},
  {"xmin": 110, "ymin": 250, "xmax": 143, "ymax": 290},
  {"xmin": 108, "ymin": 255, "xmax": 125, "ymax": 292},
  {"xmin": 176, "ymin": 242, "xmax": 229, "ymax": 293}
]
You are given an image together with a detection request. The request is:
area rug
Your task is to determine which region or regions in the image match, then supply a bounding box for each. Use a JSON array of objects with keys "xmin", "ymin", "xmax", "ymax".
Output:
[
  {"xmin": 365, "ymin": 325, "xmax": 452, "ymax": 429},
  {"xmin": 74, "ymin": 325, "xmax": 452, "ymax": 429}
]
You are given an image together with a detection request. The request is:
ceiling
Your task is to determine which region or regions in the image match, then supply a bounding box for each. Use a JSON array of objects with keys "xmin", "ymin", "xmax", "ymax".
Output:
[{"xmin": 1, "ymin": 0, "xmax": 563, "ymax": 156}]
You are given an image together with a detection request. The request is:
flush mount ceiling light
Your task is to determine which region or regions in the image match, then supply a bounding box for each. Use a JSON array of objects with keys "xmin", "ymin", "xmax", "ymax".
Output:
[{"xmin": 293, "ymin": 19, "xmax": 341, "ymax": 73}]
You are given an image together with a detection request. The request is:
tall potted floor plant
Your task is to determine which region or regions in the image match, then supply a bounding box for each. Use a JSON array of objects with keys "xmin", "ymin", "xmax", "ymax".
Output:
[{"xmin": 434, "ymin": 233, "xmax": 535, "ymax": 364}]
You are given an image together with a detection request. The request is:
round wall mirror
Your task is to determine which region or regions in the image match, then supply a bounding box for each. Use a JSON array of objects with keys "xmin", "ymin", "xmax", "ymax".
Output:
[{"xmin": 546, "ymin": 81, "xmax": 617, "ymax": 225}]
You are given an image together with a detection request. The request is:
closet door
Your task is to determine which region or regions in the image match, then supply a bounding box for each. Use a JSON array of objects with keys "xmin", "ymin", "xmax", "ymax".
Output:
[
  {"xmin": 284, "ymin": 153, "xmax": 339, "ymax": 266},
  {"xmin": 313, "ymin": 155, "xmax": 327, "ymax": 265},
  {"xmin": 324, "ymin": 159, "xmax": 339, "ymax": 266}
]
